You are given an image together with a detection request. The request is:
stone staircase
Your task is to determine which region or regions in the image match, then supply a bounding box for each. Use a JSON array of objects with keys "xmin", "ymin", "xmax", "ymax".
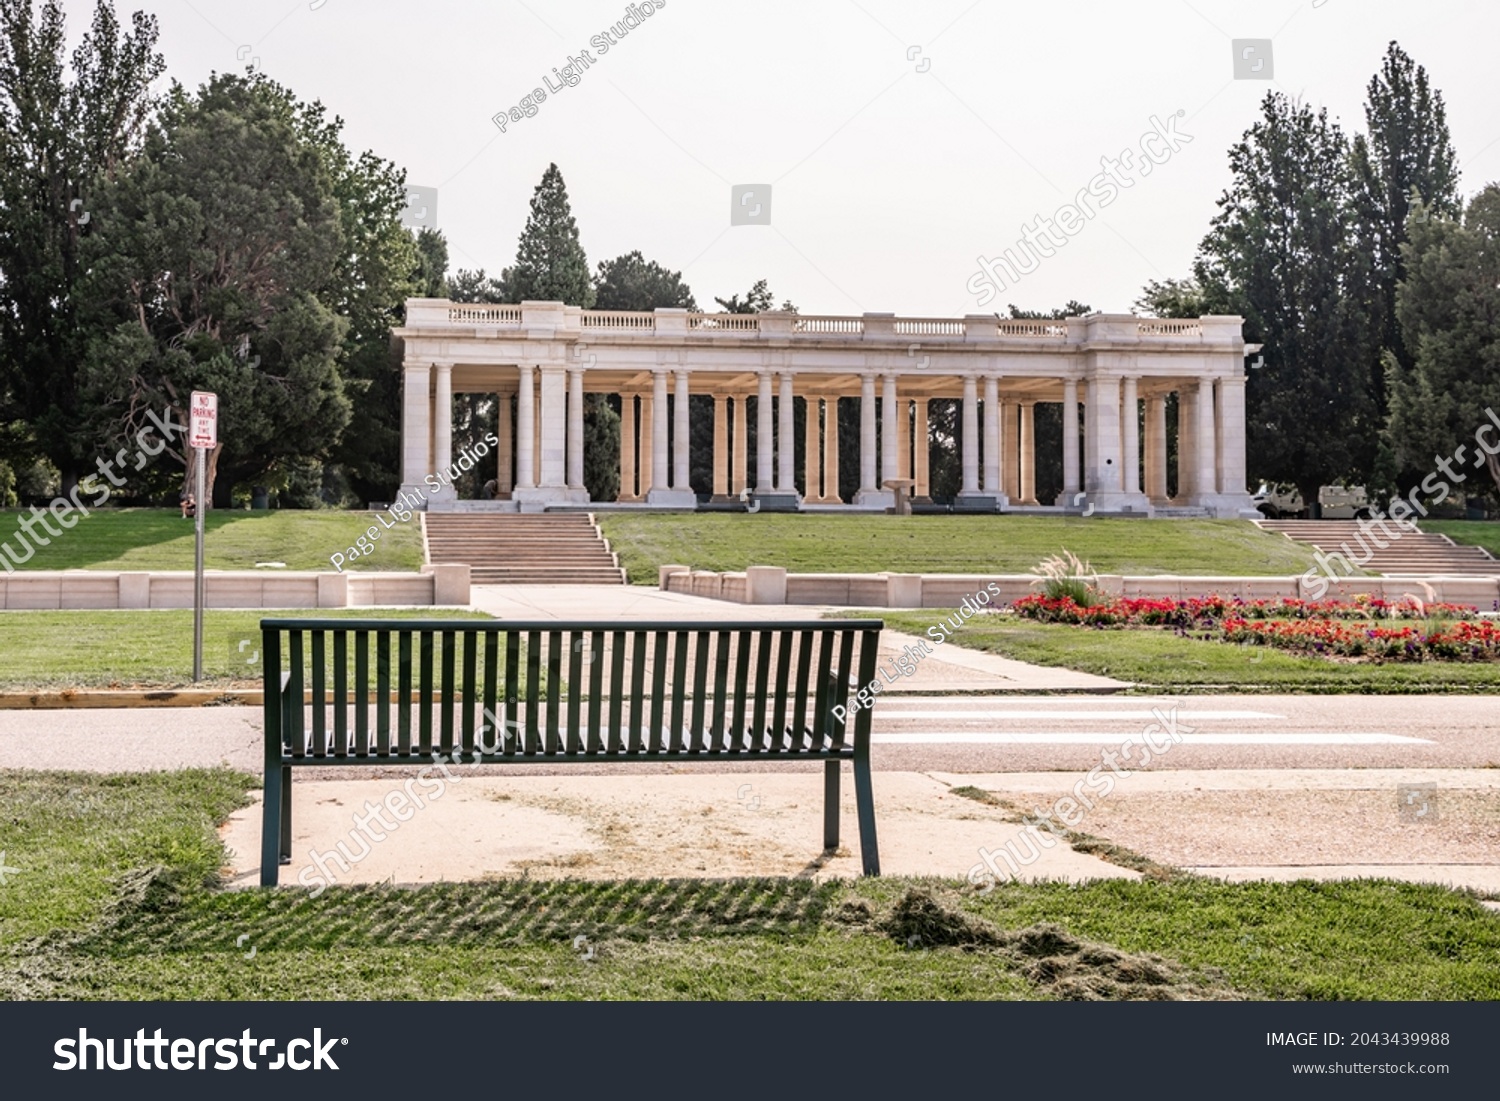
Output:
[
  {"xmin": 423, "ymin": 513, "xmax": 626, "ymax": 585},
  {"xmin": 1256, "ymin": 519, "xmax": 1499, "ymax": 577}
]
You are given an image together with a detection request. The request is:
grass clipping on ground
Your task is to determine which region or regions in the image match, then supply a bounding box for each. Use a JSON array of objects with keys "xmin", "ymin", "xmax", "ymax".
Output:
[{"xmin": 837, "ymin": 887, "xmax": 1237, "ymax": 1001}]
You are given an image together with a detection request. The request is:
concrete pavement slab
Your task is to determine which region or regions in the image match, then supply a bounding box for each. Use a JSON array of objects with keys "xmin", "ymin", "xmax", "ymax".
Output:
[{"xmin": 218, "ymin": 771, "xmax": 1139, "ymax": 888}]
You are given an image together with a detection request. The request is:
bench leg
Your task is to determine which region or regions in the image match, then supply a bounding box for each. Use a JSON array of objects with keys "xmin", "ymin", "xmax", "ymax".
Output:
[
  {"xmin": 823, "ymin": 760, "xmax": 840, "ymax": 851},
  {"xmin": 260, "ymin": 766, "xmax": 282, "ymax": 887},
  {"xmin": 853, "ymin": 751, "xmax": 880, "ymax": 876},
  {"xmin": 280, "ymin": 765, "xmax": 293, "ymax": 863}
]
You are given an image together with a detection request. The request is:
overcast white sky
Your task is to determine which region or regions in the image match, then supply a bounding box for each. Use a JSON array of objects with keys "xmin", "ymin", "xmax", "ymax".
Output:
[{"xmin": 61, "ymin": 0, "xmax": 1500, "ymax": 317}]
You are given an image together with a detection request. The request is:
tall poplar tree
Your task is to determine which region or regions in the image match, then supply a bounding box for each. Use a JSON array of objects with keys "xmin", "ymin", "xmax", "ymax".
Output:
[
  {"xmin": 0, "ymin": 0, "xmax": 164, "ymax": 488},
  {"xmin": 1194, "ymin": 93, "xmax": 1381, "ymax": 509}
]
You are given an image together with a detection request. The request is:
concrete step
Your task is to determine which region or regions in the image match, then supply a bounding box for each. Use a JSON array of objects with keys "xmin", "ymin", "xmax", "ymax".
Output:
[
  {"xmin": 424, "ymin": 512, "xmax": 626, "ymax": 585},
  {"xmin": 1253, "ymin": 519, "xmax": 1499, "ymax": 577}
]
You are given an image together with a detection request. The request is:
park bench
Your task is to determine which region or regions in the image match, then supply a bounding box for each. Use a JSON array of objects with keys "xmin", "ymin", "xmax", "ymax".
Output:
[{"xmin": 260, "ymin": 617, "xmax": 883, "ymax": 885}]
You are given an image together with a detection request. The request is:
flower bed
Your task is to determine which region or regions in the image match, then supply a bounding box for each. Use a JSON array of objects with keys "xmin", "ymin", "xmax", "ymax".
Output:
[
  {"xmin": 1012, "ymin": 594, "xmax": 1479, "ymax": 628},
  {"xmin": 1009, "ymin": 594, "xmax": 1497, "ymax": 663}
]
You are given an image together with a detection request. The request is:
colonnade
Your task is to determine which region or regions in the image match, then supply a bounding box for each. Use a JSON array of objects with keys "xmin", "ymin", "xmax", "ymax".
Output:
[{"xmin": 418, "ymin": 366, "xmax": 1248, "ymax": 512}]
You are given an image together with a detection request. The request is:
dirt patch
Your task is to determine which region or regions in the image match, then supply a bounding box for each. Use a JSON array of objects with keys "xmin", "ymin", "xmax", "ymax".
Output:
[{"xmin": 863, "ymin": 888, "xmax": 1237, "ymax": 1001}]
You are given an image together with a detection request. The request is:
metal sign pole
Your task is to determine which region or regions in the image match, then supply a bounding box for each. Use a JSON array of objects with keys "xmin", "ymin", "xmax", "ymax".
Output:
[{"xmin": 193, "ymin": 445, "xmax": 206, "ymax": 682}]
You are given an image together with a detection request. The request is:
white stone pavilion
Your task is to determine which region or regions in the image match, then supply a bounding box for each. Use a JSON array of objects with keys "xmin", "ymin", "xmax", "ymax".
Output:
[{"xmin": 392, "ymin": 300, "xmax": 1258, "ymax": 517}]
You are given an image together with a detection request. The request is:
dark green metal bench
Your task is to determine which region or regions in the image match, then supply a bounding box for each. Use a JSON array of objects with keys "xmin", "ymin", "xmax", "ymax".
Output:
[{"xmin": 260, "ymin": 618, "xmax": 883, "ymax": 885}]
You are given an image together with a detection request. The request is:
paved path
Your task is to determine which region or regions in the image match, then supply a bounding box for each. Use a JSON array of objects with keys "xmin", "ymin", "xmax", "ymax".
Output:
[{"xmin": 467, "ymin": 585, "xmax": 1127, "ymax": 694}]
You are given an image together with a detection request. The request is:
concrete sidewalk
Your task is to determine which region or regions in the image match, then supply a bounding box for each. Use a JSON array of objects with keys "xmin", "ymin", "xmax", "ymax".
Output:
[
  {"xmin": 466, "ymin": 585, "xmax": 1127, "ymax": 694},
  {"xmin": 220, "ymin": 770, "xmax": 1135, "ymax": 889}
]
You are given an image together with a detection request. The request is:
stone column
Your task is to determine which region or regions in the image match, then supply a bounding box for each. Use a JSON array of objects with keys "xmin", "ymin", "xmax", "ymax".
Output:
[
  {"xmin": 618, "ymin": 394, "xmax": 637, "ymax": 502},
  {"xmin": 432, "ymin": 362, "xmax": 453, "ymax": 503},
  {"xmin": 1214, "ymin": 377, "xmax": 1228, "ymax": 496},
  {"xmin": 638, "ymin": 394, "xmax": 654, "ymax": 496},
  {"xmin": 755, "ymin": 372, "xmax": 774, "ymax": 494},
  {"xmin": 537, "ymin": 367, "xmax": 567, "ymax": 490},
  {"xmin": 860, "ymin": 374, "xmax": 877, "ymax": 492},
  {"xmin": 674, "ymin": 368, "xmax": 691, "ymax": 492},
  {"xmin": 732, "ymin": 395, "xmax": 747, "ymax": 496},
  {"xmin": 823, "ymin": 396, "xmax": 841, "ymax": 503},
  {"xmin": 567, "ymin": 368, "xmax": 585, "ymax": 491},
  {"xmin": 1020, "ymin": 401, "xmax": 1037, "ymax": 504},
  {"xmin": 1176, "ymin": 387, "xmax": 1200, "ymax": 504},
  {"xmin": 1146, "ymin": 394, "xmax": 1169, "ymax": 501},
  {"xmin": 399, "ymin": 360, "xmax": 432, "ymax": 501},
  {"xmin": 1216, "ymin": 376, "xmax": 1250, "ymax": 504},
  {"xmin": 777, "ymin": 372, "xmax": 795, "ymax": 494},
  {"xmin": 496, "ymin": 392, "xmax": 513, "ymax": 496},
  {"xmin": 514, "ymin": 366, "xmax": 536, "ymax": 491},
  {"xmin": 896, "ymin": 399, "xmax": 910, "ymax": 486},
  {"xmin": 880, "ymin": 373, "xmax": 898, "ymax": 487},
  {"xmin": 1084, "ymin": 375, "xmax": 1122, "ymax": 497},
  {"xmin": 914, "ymin": 399, "xmax": 931, "ymax": 500},
  {"xmin": 982, "ymin": 375, "xmax": 1000, "ymax": 495},
  {"xmin": 855, "ymin": 374, "xmax": 883, "ymax": 505},
  {"xmin": 1059, "ymin": 378, "xmax": 1080, "ymax": 500},
  {"xmin": 712, "ymin": 394, "xmax": 729, "ymax": 500},
  {"xmin": 651, "ymin": 370, "xmax": 670, "ymax": 494},
  {"xmin": 959, "ymin": 375, "xmax": 980, "ymax": 495},
  {"xmin": 1002, "ymin": 401, "xmax": 1019, "ymax": 501},
  {"xmin": 1195, "ymin": 377, "xmax": 1217, "ymax": 500},
  {"xmin": 1122, "ymin": 377, "xmax": 1141, "ymax": 496},
  {"xmin": 803, "ymin": 396, "xmax": 820, "ymax": 499}
]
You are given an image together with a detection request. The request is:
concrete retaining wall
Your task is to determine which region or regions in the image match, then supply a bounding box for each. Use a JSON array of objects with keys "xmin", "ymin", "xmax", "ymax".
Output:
[
  {"xmin": 660, "ymin": 565, "xmax": 1500, "ymax": 608},
  {"xmin": 0, "ymin": 564, "xmax": 469, "ymax": 610}
]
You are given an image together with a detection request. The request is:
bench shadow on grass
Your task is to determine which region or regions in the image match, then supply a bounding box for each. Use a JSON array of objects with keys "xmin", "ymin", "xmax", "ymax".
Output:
[{"xmin": 69, "ymin": 871, "xmax": 841, "ymax": 959}]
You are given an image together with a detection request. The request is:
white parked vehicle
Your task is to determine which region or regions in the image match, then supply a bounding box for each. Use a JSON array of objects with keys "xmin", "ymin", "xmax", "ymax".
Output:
[{"xmin": 1252, "ymin": 483, "xmax": 1372, "ymax": 520}]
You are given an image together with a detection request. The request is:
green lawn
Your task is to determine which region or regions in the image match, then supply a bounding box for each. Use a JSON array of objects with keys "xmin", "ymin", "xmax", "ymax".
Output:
[
  {"xmin": 598, "ymin": 515, "xmax": 1322, "ymax": 583},
  {"xmin": 0, "ymin": 608, "xmax": 492, "ymax": 689},
  {"xmin": 879, "ymin": 610, "xmax": 1500, "ymax": 693},
  {"xmin": 3, "ymin": 769, "xmax": 1497, "ymax": 1001},
  {"xmin": 0, "ymin": 509, "xmax": 424, "ymax": 572},
  {"xmin": 1425, "ymin": 520, "xmax": 1500, "ymax": 559}
]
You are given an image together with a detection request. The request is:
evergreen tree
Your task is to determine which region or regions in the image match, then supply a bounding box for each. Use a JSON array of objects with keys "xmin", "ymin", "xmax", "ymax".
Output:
[
  {"xmin": 506, "ymin": 164, "xmax": 616, "ymax": 497},
  {"xmin": 1194, "ymin": 93, "xmax": 1381, "ymax": 509},
  {"xmin": 1351, "ymin": 42, "xmax": 1460, "ymax": 423},
  {"xmin": 507, "ymin": 163, "xmax": 595, "ymax": 307},
  {"xmin": 593, "ymin": 251, "xmax": 696, "ymax": 311},
  {"xmin": 1388, "ymin": 188, "xmax": 1500, "ymax": 502},
  {"xmin": 77, "ymin": 73, "xmax": 350, "ymax": 507},
  {"xmin": 0, "ymin": 0, "xmax": 164, "ymax": 488}
]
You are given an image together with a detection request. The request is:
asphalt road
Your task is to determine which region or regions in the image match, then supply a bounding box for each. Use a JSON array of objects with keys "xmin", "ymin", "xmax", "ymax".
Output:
[{"xmin": 0, "ymin": 694, "xmax": 1494, "ymax": 776}]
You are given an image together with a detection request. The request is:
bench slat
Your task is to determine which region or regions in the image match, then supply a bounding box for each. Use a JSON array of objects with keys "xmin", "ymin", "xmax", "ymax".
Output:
[
  {"xmin": 750, "ymin": 629, "xmax": 772, "ymax": 753},
  {"xmin": 460, "ymin": 630, "xmax": 477, "ymax": 757},
  {"xmin": 648, "ymin": 632, "xmax": 669, "ymax": 753},
  {"xmin": 524, "ymin": 630, "xmax": 541, "ymax": 755},
  {"xmin": 311, "ymin": 631, "xmax": 326, "ymax": 757},
  {"xmin": 397, "ymin": 631, "xmax": 412, "ymax": 755},
  {"xmin": 628, "ymin": 633, "xmax": 647, "ymax": 753},
  {"xmin": 729, "ymin": 632, "xmax": 751, "ymax": 753},
  {"xmin": 418, "ymin": 631, "xmax": 434, "ymax": 756},
  {"xmin": 566, "ymin": 629, "xmax": 583, "ymax": 755},
  {"xmin": 587, "ymin": 630, "xmax": 605, "ymax": 754},
  {"xmin": 288, "ymin": 630, "xmax": 305, "ymax": 758},
  {"xmin": 607, "ymin": 630, "xmax": 626, "ymax": 753},
  {"xmin": 376, "ymin": 632, "xmax": 391, "ymax": 755},
  {"xmin": 504, "ymin": 632, "xmax": 521, "ymax": 757},
  {"xmin": 354, "ymin": 632, "xmax": 369, "ymax": 756},
  {"xmin": 709, "ymin": 630, "xmax": 731, "ymax": 753},
  {"xmin": 333, "ymin": 632, "xmax": 348, "ymax": 756}
]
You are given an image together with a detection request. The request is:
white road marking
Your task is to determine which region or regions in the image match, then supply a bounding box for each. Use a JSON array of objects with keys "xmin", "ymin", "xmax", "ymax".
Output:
[
  {"xmin": 871, "ymin": 731, "xmax": 1434, "ymax": 746},
  {"xmin": 872, "ymin": 709, "xmax": 1283, "ymax": 721}
]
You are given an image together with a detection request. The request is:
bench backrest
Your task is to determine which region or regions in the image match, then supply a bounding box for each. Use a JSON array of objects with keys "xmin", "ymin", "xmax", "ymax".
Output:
[{"xmin": 261, "ymin": 618, "xmax": 882, "ymax": 762}]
